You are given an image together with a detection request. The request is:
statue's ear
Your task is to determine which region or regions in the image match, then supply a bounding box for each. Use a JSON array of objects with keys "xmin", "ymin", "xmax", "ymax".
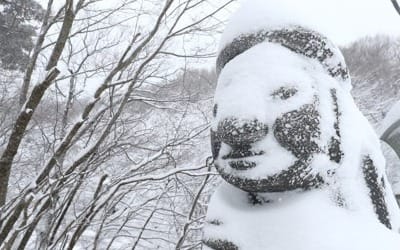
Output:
[
  {"xmin": 362, "ymin": 155, "xmax": 392, "ymax": 229},
  {"xmin": 210, "ymin": 130, "xmax": 221, "ymax": 159},
  {"xmin": 328, "ymin": 89, "xmax": 343, "ymax": 163}
]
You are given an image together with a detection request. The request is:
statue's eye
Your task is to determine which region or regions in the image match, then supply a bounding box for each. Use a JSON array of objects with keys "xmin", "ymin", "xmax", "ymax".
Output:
[{"xmin": 272, "ymin": 87, "xmax": 298, "ymax": 100}]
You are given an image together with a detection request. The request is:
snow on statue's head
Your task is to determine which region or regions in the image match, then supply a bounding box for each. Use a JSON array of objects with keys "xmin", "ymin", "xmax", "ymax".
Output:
[{"xmin": 206, "ymin": 2, "xmax": 400, "ymax": 244}]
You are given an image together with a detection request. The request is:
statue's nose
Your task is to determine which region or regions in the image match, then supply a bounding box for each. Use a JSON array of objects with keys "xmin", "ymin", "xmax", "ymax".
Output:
[{"xmin": 217, "ymin": 118, "xmax": 268, "ymax": 146}]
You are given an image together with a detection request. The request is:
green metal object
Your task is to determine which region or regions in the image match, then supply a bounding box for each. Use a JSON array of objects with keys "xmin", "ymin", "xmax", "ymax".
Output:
[{"xmin": 381, "ymin": 118, "xmax": 400, "ymax": 160}]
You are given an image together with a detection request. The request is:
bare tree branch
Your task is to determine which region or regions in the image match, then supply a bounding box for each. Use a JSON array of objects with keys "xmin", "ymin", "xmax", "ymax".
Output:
[
  {"xmin": 0, "ymin": 68, "xmax": 60, "ymax": 206},
  {"xmin": 392, "ymin": 0, "xmax": 400, "ymax": 16}
]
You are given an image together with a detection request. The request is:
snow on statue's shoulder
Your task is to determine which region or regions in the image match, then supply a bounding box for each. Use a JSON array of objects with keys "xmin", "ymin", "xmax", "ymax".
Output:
[
  {"xmin": 204, "ymin": 184, "xmax": 400, "ymax": 250},
  {"xmin": 203, "ymin": 1, "xmax": 400, "ymax": 249}
]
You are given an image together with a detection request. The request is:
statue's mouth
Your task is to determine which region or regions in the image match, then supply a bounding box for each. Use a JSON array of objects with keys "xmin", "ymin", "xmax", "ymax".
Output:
[
  {"xmin": 222, "ymin": 149, "xmax": 265, "ymax": 160},
  {"xmin": 221, "ymin": 147, "xmax": 264, "ymax": 170},
  {"xmin": 228, "ymin": 160, "xmax": 257, "ymax": 170}
]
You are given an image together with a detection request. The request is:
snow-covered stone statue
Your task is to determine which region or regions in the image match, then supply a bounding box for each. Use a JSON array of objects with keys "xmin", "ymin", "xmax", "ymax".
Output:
[{"xmin": 203, "ymin": 2, "xmax": 400, "ymax": 250}]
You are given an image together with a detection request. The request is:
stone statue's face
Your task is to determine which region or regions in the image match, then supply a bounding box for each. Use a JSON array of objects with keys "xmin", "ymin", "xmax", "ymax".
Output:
[{"xmin": 211, "ymin": 43, "xmax": 328, "ymax": 193}]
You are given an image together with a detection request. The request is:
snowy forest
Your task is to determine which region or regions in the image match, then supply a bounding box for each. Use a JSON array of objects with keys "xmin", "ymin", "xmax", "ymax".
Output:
[{"xmin": 1, "ymin": 0, "xmax": 400, "ymax": 249}]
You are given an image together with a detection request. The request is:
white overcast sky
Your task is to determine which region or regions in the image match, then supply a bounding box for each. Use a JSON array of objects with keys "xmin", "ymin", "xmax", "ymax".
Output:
[
  {"xmin": 37, "ymin": 0, "xmax": 400, "ymax": 46},
  {"xmin": 228, "ymin": 0, "xmax": 400, "ymax": 46}
]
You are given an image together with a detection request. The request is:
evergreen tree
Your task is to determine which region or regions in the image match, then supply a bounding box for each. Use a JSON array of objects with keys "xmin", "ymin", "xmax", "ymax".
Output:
[{"xmin": 0, "ymin": 0, "xmax": 44, "ymax": 71}]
